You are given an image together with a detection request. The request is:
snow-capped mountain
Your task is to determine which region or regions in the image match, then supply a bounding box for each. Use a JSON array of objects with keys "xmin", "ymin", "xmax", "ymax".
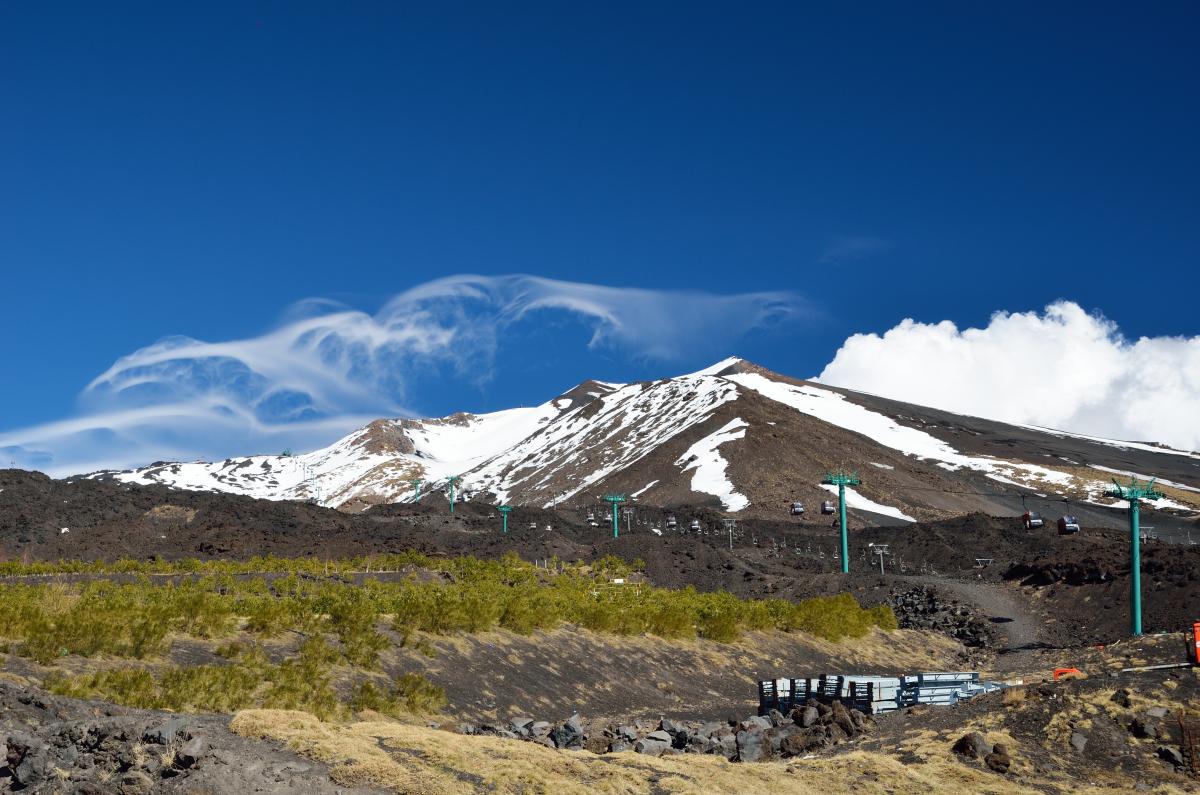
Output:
[{"xmin": 90, "ymin": 358, "xmax": 1200, "ymax": 521}]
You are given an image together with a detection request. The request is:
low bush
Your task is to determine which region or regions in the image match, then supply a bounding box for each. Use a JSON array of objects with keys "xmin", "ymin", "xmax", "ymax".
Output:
[
  {"xmin": 350, "ymin": 673, "xmax": 447, "ymax": 717},
  {"xmin": 48, "ymin": 637, "xmax": 345, "ymax": 719}
]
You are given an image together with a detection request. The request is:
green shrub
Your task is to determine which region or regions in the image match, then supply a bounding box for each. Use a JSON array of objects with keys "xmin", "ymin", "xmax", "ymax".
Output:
[{"xmin": 350, "ymin": 673, "xmax": 446, "ymax": 717}]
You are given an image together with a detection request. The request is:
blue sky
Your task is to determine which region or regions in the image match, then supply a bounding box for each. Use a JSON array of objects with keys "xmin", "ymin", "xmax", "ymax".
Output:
[{"xmin": 1, "ymin": 2, "xmax": 1198, "ymax": 472}]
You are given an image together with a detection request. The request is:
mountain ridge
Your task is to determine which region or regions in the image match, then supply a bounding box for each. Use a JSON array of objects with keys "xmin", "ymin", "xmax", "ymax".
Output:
[{"xmin": 85, "ymin": 358, "xmax": 1200, "ymax": 523}]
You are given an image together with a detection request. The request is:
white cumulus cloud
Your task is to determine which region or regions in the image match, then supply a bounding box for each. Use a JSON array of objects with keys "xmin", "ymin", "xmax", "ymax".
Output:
[
  {"xmin": 816, "ymin": 301, "xmax": 1200, "ymax": 452},
  {"xmin": 0, "ymin": 274, "xmax": 802, "ymax": 476}
]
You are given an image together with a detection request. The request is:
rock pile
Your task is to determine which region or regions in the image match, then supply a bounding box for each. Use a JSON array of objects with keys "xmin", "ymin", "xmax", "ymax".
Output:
[
  {"xmin": 452, "ymin": 700, "xmax": 874, "ymax": 762},
  {"xmin": 888, "ymin": 585, "xmax": 993, "ymax": 647},
  {"xmin": 0, "ymin": 682, "xmax": 372, "ymax": 794},
  {"xmin": 2, "ymin": 713, "xmax": 211, "ymax": 794},
  {"xmin": 1004, "ymin": 559, "xmax": 1115, "ymax": 587},
  {"xmin": 951, "ymin": 730, "xmax": 1013, "ymax": 774}
]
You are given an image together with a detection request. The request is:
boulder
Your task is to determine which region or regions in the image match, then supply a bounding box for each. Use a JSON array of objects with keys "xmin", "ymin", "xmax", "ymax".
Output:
[
  {"xmin": 831, "ymin": 703, "xmax": 857, "ymax": 737},
  {"xmin": 510, "ymin": 717, "xmax": 534, "ymax": 731},
  {"xmin": 529, "ymin": 721, "xmax": 551, "ymax": 736},
  {"xmin": 984, "ymin": 750, "xmax": 1011, "ymax": 774},
  {"xmin": 793, "ymin": 706, "xmax": 819, "ymax": 728},
  {"xmin": 1069, "ymin": 732, "xmax": 1088, "ymax": 753},
  {"xmin": 645, "ymin": 730, "xmax": 672, "ymax": 744},
  {"xmin": 952, "ymin": 731, "xmax": 992, "ymax": 760},
  {"xmin": 1129, "ymin": 717, "xmax": 1161, "ymax": 740},
  {"xmin": 1158, "ymin": 745, "xmax": 1185, "ymax": 768},
  {"xmin": 176, "ymin": 736, "xmax": 207, "ymax": 769},
  {"xmin": 779, "ymin": 733, "xmax": 808, "ymax": 758},
  {"xmin": 739, "ymin": 716, "xmax": 771, "ymax": 732},
  {"xmin": 634, "ymin": 737, "xmax": 669, "ymax": 756},
  {"xmin": 1146, "ymin": 707, "xmax": 1169, "ymax": 719},
  {"xmin": 13, "ymin": 746, "xmax": 49, "ymax": 788},
  {"xmin": 617, "ymin": 725, "xmax": 638, "ymax": 741},
  {"xmin": 551, "ymin": 722, "xmax": 582, "ymax": 749},
  {"xmin": 736, "ymin": 729, "xmax": 771, "ymax": 763},
  {"xmin": 142, "ymin": 717, "xmax": 188, "ymax": 746}
]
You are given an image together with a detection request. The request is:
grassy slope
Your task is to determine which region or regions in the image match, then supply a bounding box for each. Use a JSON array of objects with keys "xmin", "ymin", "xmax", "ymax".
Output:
[{"xmin": 232, "ymin": 709, "xmax": 1179, "ymax": 795}]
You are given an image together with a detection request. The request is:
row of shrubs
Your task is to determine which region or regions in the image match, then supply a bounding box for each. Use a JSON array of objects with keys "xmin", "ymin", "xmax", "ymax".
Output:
[{"xmin": 0, "ymin": 579, "xmax": 895, "ymax": 669}]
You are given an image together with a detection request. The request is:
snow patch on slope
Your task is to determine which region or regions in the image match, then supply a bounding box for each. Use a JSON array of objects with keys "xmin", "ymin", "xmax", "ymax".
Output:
[
  {"xmin": 631, "ymin": 480, "xmax": 659, "ymax": 499},
  {"xmin": 819, "ymin": 483, "xmax": 915, "ymax": 522},
  {"xmin": 729, "ymin": 373, "xmax": 1081, "ymax": 494},
  {"xmin": 688, "ymin": 356, "xmax": 743, "ymax": 377},
  {"xmin": 1017, "ymin": 425, "xmax": 1200, "ymax": 461},
  {"xmin": 675, "ymin": 418, "xmax": 750, "ymax": 511}
]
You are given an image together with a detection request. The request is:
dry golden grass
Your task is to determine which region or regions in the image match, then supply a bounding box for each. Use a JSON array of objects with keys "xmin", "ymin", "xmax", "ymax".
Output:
[{"xmin": 230, "ymin": 709, "xmax": 1191, "ymax": 795}]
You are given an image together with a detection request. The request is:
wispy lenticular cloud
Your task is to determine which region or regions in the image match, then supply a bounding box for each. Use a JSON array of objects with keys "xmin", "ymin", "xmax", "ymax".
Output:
[{"xmin": 1, "ymin": 274, "xmax": 803, "ymax": 476}]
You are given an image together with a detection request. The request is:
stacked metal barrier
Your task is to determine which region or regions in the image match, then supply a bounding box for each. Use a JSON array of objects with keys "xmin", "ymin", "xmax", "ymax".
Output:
[{"xmin": 758, "ymin": 671, "xmax": 1006, "ymax": 716}]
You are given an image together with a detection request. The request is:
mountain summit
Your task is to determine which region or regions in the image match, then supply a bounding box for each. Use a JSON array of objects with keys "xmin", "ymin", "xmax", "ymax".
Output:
[{"xmin": 91, "ymin": 359, "xmax": 1200, "ymax": 522}]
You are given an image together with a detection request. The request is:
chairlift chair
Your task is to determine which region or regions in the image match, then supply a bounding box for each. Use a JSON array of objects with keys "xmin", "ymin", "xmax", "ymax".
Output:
[
  {"xmin": 1057, "ymin": 515, "xmax": 1080, "ymax": 535},
  {"xmin": 666, "ymin": 513, "xmax": 677, "ymax": 528},
  {"xmin": 820, "ymin": 500, "xmax": 836, "ymax": 515},
  {"xmin": 790, "ymin": 501, "xmax": 805, "ymax": 516},
  {"xmin": 689, "ymin": 518, "xmax": 701, "ymax": 532},
  {"xmin": 1023, "ymin": 511, "xmax": 1045, "ymax": 530}
]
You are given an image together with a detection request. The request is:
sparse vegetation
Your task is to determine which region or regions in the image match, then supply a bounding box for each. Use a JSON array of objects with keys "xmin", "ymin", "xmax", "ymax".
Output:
[
  {"xmin": 46, "ymin": 638, "xmax": 350, "ymax": 719},
  {"xmin": 0, "ymin": 553, "xmax": 896, "ymax": 656},
  {"xmin": 0, "ymin": 552, "xmax": 895, "ymax": 720},
  {"xmin": 351, "ymin": 673, "xmax": 448, "ymax": 717}
]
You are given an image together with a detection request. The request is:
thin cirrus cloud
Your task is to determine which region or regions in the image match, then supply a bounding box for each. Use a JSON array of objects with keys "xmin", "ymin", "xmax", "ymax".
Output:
[
  {"xmin": 815, "ymin": 300, "xmax": 1200, "ymax": 453},
  {"xmin": 0, "ymin": 274, "xmax": 804, "ymax": 477},
  {"xmin": 816, "ymin": 236, "xmax": 891, "ymax": 265}
]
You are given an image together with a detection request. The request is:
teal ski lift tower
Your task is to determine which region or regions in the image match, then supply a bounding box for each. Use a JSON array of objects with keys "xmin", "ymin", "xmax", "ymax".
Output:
[
  {"xmin": 447, "ymin": 475, "xmax": 461, "ymax": 513},
  {"xmin": 410, "ymin": 479, "xmax": 423, "ymax": 502},
  {"xmin": 1106, "ymin": 476, "xmax": 1164, "ymax": 636},
  {"xmin": 604, "ymin": 494, "xmax": 626, "ymax": 538},
  {"xmin": 822, "ymin": 470, "xmax": 861, "ymax": 574},
  {"xmin": 497, "ymin": 505, "xmax": 512, "ymax": 534}
]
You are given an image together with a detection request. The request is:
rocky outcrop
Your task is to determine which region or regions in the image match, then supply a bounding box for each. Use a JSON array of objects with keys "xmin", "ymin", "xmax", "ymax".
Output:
[
  {"xmin": 448, "ymin": 702, "xmax": 873, "ymax": 762},
  {"xmin": 888, "ymin": 586, "xmax": 994, "ymax": 647},
  {"xmin": 0, "ymin": 682, "xmax": 380, "ymax": 794}
]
